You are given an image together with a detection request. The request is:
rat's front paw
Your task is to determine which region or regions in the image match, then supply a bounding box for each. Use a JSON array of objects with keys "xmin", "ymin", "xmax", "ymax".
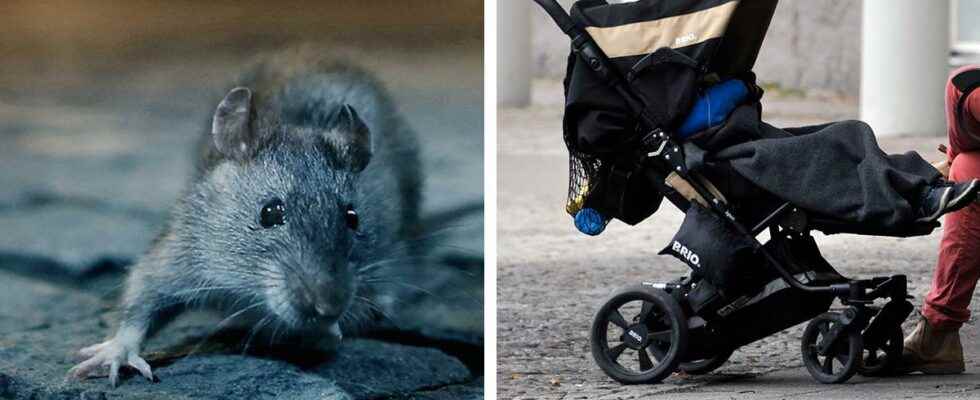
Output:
[{"xmin": 67, "ymin": 338, "xmax": 153, "ymax": 387}]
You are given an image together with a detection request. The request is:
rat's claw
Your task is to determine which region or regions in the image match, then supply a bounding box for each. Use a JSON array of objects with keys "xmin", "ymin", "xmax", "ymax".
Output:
[
  {"xmin": 66, "ymin": 355, "xmax": 104, "ymax": 380},
  {"xmin": 127, "ymin": 353, "xmax": 154, "ymax": 381},
  {"xmin": 67, "ymin": 337, "xmax": 151, "ymax": 387},
  {"xmin": 78, "ymin": 341, "xmax": 109, "ymax": 358},
  {"xmin": 109, "ymin": 361, "xmax": 120, "ymax": 388}
]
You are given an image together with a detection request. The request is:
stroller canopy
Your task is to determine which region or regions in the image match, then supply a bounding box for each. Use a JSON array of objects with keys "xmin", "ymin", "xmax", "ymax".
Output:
[
  {"xmin": 563, "ymin": 0, "xmax": 779, "ymax": 156},
  {"xmin": 571, "ymin": 0, "xmax": 778, "ymax": 78}
]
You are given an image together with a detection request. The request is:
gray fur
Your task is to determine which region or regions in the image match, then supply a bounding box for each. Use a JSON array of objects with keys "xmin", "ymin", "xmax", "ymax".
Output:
[{"xmin": 116, "ymin": 53, "xmax": 422, "ymax": 348}]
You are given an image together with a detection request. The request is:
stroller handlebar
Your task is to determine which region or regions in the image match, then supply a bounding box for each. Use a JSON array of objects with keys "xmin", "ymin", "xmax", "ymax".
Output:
[
  {"xmin": 532, "ymin": 0, "xmax": 579, "ymax": 36},
  {"xmin": 531, "ymin": 0, "xmax": 652, "ymax": 126}
]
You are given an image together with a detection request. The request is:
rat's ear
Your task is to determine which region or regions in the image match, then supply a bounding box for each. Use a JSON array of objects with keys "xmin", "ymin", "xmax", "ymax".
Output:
[
  {"xmin": 211, "ymin": 87, "xmax": 257, "ymax": 161},
  {"xmin": 321, "ymin": 104, "xmax": 372, "ymax": 172}
]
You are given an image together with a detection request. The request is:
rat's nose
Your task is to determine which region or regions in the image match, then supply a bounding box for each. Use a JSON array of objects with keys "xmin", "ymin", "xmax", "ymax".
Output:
[
  {"xmin": 293, "ymin": 290, "xmax": 344, "ymax": 320},
  {"xmin": 283, "ymin": 258, "xmax": 353, "ymax": 321},
  {"xmin": 313, "ymin": 301, "xmax": 342, "ymax": 319}
]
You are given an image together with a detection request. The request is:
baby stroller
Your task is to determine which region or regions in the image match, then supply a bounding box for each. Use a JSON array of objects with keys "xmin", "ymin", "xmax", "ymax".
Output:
[{"xmin": 534, "ymin": 0, "xmax": 929, "ymax": 384}]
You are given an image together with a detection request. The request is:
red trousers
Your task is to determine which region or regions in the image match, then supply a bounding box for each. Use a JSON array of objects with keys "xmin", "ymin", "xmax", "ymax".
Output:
[
  {"xmin": 923, "ymin": 152, "xmax": 980, "ymax": 329},
  {"xmin": 922, "ymin": 66, "xmax": 980, "ymax": 329}
]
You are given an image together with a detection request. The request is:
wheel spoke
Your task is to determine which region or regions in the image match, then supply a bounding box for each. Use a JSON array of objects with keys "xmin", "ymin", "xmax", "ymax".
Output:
[
  {"xmin": 835, "ymin": 353, "xmax": 849, "ymax": 365},
  {"xmin": 638, "ymin": 348, "xmax": 654, "ymax": 370},
  {"xmin": 639, "ymin": 301, "xmax": 655, "ymax": 324},
  {"xmin": 608, "ymin": 343, "xmax": 627, "ymax": 361},
  {"xmin": 608, "ymin": 309, "xmax": 629, "ymax": 329},
  {"xmin": 648, "ymin": 344, "xmax": 666, "ymax": 361},
  {"xmin": 648, "ymin": 329, "xmax": 672, "ymax": 342},
  {"xmin": 818, "ymin": 323, "xmax": 829, "ymax": 337},
  {"xmin": 822, "ymin": 355, "xmax": 834, "ymax": 374}
]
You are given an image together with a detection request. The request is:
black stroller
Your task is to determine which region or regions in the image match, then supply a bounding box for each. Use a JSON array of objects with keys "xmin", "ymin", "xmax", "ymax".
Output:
[{"xmin": 534, "ymin": 0, "xmax": 932, "ymax": 385}]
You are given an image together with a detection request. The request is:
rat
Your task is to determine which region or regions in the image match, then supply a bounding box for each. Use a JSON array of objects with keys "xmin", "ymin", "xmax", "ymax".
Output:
[{"xmin": 67, "ymin": 52, "xmax": 422, "ymax": 387}]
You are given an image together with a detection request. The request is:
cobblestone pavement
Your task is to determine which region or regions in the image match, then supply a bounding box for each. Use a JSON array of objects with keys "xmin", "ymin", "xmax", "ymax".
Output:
[
  {"xmin": 0, "ymin": 5, "xmax": 483, "ymax": 398},
  {"xmin": 497, "ymin": 84, "xmax": 980, "ymax": 399}
]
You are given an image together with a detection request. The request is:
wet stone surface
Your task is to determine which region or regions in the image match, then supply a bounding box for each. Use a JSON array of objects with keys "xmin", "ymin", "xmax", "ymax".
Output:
[{"xmin": 0, "ymin": 285, "xmax": 478, "ymax": 400}]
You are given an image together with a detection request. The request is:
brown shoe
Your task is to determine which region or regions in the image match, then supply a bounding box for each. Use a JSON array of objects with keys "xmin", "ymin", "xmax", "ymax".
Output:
[{"xmin": 900, "ymin": 317, "xmax": 965, "ymax": 374}]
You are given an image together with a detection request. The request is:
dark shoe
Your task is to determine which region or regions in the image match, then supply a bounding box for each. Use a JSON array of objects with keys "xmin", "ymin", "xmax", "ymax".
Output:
[
  {"xmin": 898, "ymin": 317, "xmax": 965, "ymax": 374},
  {"xmin": 916, "ymin": 179, "xmax": 980, "ymax": 222}
]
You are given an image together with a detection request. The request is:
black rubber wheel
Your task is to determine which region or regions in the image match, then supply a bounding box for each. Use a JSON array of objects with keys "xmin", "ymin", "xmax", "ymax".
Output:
[
  {"xmin": 857, "ymin": 323, "xmax": 904, "ymax": 377},
  {"xmin": 800, "ymin": 312, "xmax": 863, "ymax": 384},
  {"xmin": 679, "ymin": 348, "xmax": 734, "ymax": 375},
  {"xmin": 590, "ymin": 284, "xmax": 689, "ymax": 384}
]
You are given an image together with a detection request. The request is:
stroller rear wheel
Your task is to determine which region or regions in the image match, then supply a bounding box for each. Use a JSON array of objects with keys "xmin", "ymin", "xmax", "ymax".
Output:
[
  {"xmin": 590, "ymin": 284, "xmax": 688, "ymax": 384},
  {"xmin": 801, "ymin": 312, "xmax": 863, "ymax": 384},
  {"xmin": 857, "ymin": 323, "xmax": 904, "ymax": 377},
  {"xmin": 679, "ymin": 348, "xmax": 734, "ymax": 375}
]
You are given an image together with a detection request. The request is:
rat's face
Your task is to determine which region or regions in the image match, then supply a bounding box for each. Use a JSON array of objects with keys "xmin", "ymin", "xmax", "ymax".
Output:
[
  {"xmin": 196, "ymin": 87, "xmax": 373, "ymax": 333},
  {"xmin": 238, "ymin": 148, "xmax": 360, "ymax": 330}
]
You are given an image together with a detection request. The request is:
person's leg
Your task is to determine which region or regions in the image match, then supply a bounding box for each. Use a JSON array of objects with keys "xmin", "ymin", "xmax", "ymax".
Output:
[
  {"xmin": 923, "ymin": 157, "xmax": 980, "ymax": 328},
  {"xmin": 904, "ymin": 151, "xmax": 980, "ymax": 374}
]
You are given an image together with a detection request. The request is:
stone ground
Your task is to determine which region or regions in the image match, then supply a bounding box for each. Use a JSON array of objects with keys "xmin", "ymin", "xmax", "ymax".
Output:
[
  {"xmin": 497, "ymin": 81, "xmax": 980, "ymax": 399},
  {"xmin": 0, "ymin": 4, "xmax": 483, "ymax": 399}
]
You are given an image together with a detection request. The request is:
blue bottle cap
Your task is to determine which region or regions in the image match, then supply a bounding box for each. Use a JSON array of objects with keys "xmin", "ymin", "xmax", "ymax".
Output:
[{"xmin": 575, "ymin": 208, "xmax": 607, "ymax": 236}]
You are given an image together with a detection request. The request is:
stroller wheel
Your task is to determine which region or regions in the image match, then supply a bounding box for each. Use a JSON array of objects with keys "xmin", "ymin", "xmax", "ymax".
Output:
[
  {"xmin": 679, "ymin": 348, "xmax": 734, "ymax": 375},
  {"xmin": 801, "ymin": 312, "xmax": 863, "ymax": 384},
  {"xmin": 590, "ymin": 284, "xmax": 688, "ymax": 384},
  {"xmin": 857, "ymin": 324, "xmax": 904, "ymax": 377}
]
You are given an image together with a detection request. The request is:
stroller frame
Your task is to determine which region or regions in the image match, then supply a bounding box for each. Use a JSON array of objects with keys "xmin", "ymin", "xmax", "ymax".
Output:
[{"xmin": 534, "ymin": 0, "xmax": 914, "ymax": 384}]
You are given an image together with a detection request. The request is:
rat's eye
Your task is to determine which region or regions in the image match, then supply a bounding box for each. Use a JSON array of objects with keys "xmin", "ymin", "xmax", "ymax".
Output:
[
  {"xmin": 345, "ymin": 205, "xmax": 359, "ymax": 231},
  {"xmin": 259, "ymin": 198, "xmax": 286, "ymax": 228}
]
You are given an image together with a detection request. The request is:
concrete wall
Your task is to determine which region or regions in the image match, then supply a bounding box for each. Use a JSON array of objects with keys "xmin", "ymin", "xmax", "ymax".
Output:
[
  {"xmin": 531, "ymin": 0, "xmax": 863, "ymax": 96},
  {"xmin": 499, "ymin": 1, "xmax": 532, "ymax": 106},
  {"xmin": 755, "ymin": 0, "xmax": 861, "ymax": 96},
  {"xmin": 861, "ymin": 0, "xmax": 949, "ymax": 136}
]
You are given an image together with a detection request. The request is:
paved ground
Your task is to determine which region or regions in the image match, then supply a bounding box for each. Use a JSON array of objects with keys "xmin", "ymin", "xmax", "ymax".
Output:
[
  {"xmin": 0, "ymin": 3, "xmax": 482, "ymax": 399},
  {"xmin": 497, "ymin": 81, "xmax": 980, "ymax": 399}
]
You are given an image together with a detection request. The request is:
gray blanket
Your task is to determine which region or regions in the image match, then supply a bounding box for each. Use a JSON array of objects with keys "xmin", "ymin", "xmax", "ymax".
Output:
[{"xmin": 689, "ymin": 104, "xmax": 942, "ymax": 231}]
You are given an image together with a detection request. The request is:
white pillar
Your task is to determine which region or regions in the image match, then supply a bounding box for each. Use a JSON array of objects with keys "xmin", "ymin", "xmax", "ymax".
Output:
[
  {"xmin": 860, "ymin": 0, "xmax": 949, "ymax": 136},
  {"xmin": 498, "ymin": 0, "xmax": 531, "ymax": 107}
]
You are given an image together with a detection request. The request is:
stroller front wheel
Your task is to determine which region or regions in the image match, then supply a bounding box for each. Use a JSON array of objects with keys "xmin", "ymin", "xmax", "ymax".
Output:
[
  {"xmin": 590, "ymin": 284, "xmax": 688, "ymax": 384},
  {"xmin": 857, "ymin": 323, "xmax": 904, "ymax": 377},
  {"xmin": 801, "ymin": 312, "xmax": 863, "ymax": 384}
]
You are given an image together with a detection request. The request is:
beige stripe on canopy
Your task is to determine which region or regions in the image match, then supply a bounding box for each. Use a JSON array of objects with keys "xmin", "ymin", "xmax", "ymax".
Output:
[{"xmin": 584, "ymin": 1, "xmax": 738, "ymax": 59}]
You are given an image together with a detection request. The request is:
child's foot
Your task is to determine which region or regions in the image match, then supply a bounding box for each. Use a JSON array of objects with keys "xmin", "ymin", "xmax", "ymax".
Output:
[{"xmin": 916, "ymin": 179, "xmax": 980, "ymax": 222}]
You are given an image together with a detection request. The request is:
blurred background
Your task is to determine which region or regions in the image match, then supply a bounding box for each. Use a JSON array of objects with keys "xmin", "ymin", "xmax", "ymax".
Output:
[
  {"xmin": 497, "ymin": 1, "xmax": 980, "ymax": 399},
  {"xmin": 0, "ymin": 1, "xmax": 483, "ymax": 399}
]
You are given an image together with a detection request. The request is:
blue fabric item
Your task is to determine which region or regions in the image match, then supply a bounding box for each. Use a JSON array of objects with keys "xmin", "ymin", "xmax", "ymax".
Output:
[
  {"xmin": 575, "ymin": 208, "xmax": 608, "ymax": 236},
  {"xmin": 677, "ymin": 79, "xmax": 749, "ymax": 138}
]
